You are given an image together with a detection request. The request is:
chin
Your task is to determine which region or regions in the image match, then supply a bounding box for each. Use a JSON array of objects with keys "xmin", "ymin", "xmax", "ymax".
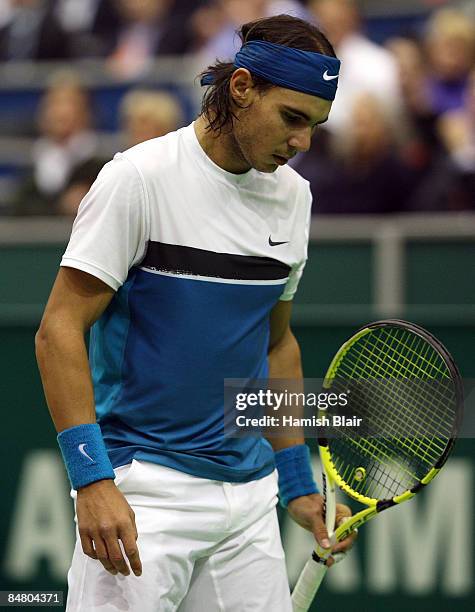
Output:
[{"xmin": 253, "ymin": 160, "xmax": 278, "ymax": 173}]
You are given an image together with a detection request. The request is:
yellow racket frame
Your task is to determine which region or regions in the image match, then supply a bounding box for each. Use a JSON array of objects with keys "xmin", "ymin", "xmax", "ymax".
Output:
[{"xmin": 318, "ymin": 321, "xmax": 453, "ymax": 545}]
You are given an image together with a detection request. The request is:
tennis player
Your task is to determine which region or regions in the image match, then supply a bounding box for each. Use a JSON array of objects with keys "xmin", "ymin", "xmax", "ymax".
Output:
[{"xmin": 36, "ymin": 14, "xmax": 356, "ymax": 612}]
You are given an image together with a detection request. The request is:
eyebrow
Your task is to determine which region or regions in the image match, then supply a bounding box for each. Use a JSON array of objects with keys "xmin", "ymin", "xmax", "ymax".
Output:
[{"xmin": 282, "ymin": 106, "xmax": 329, "ymax": 127}]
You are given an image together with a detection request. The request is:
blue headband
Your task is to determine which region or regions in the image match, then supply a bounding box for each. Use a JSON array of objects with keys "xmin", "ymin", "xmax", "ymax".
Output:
[{"xmin": 201, "ymin": 40, "xmax": 340, "ymax": 101}]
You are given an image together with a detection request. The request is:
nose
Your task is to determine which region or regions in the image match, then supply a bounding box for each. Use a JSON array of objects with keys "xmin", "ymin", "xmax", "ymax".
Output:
[{"xmin": 288, "ymin": 127, "xmax": 312, "ymax": 153}]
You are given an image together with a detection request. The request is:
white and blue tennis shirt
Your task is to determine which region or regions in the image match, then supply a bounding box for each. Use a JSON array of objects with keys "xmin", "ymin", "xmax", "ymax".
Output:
[{"xmin": 61, "ymin": 123, "xmax": 312, "ymax": 483}]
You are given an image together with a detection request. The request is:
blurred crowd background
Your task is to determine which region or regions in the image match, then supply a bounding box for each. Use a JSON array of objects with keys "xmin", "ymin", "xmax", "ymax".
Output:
[{"xmin": 0, "ymin": 0, "xmax": 474, "ymax": 217}]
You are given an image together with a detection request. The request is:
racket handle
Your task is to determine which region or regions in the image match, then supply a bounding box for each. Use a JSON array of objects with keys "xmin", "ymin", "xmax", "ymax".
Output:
[{"xmin": 291, "ymin": 557, "xmax": 328, "ymax": 612}]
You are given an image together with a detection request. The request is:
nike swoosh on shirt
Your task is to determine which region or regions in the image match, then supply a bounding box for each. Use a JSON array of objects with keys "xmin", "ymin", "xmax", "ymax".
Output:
[
  {"xmin": 269, "ymin": 236, "xmax": 289, "ymax": 247},
  {"xmin": 323, "ymin": 70, "xmax": 339, "ymax": 81},
  {"xmin": 78, "ymin": 443, "xmax": 95, "ymax": 463}
]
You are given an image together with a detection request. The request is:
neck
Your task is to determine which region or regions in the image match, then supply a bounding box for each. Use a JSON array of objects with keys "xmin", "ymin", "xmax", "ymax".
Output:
[{"xmin": 194, "ymin": 114, "xmax": 252, "ymax": 174}]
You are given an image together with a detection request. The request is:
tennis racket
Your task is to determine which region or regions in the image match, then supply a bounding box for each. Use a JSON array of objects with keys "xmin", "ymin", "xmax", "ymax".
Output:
[{"xmin": 291, "ymin": 319, "xmax": 463, "ymax": 612}]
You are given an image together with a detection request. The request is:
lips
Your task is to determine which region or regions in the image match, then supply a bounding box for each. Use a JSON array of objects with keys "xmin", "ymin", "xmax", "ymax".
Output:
[{"xmin": 273, "ymin": 155, "xmax": 289, "ymax": 166}]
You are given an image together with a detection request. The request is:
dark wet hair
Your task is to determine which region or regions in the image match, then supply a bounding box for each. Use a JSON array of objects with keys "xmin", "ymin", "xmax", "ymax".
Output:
[{"xmin": 199, "ymin": 14, "xmax": 337, "ymax": 134}]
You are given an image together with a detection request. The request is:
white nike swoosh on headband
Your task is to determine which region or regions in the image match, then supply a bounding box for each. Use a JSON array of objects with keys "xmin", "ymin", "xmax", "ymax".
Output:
[{"xmin": 323, "ymin": 70, "xmax": 339, "ymax": 81}]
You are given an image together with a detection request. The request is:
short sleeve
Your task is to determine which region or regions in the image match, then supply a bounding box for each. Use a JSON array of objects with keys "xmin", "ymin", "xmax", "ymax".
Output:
[
  {"xmin": 279, "ymin": 181, "xmax": 312, "ymax": 301},
  {"xmin": 279, "ymin": 261, "xmax": 305, "ymax": 301},
  {"xmin": 61, "ymin": 153, "xmax": 149, "ymax": 290}
]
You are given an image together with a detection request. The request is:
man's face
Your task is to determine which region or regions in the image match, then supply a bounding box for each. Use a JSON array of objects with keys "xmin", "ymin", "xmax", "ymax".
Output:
[{"xmin": 230, "ymin": 76, "xmax": 332, "ymax": 173}]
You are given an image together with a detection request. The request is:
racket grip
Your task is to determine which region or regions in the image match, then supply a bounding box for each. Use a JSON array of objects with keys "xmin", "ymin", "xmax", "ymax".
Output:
[{"xmin": 291, "ymin": 558, "xmax": 328, "ymax": 612}]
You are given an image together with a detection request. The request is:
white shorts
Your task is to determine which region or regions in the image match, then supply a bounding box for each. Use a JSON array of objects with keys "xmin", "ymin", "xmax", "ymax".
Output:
[{"xmin": 66, "ymin": 460, "xmax": 292, "ymax": 611}]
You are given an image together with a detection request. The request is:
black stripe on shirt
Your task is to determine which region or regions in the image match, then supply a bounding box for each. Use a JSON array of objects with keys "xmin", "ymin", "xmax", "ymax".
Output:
[{"xmin": 140, "ymin": 241, "xmax": 291, "ymax": 280}]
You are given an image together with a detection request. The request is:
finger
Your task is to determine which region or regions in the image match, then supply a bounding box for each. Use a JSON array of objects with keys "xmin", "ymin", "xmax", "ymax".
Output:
[
  {"xmin": 129, "ymin": 509, "xmax": 139, "ymax": 541},
  {"xmin": 79, "ymin": 533, "xmax": 97, "ymax": 560},
  {"xmin": 333, "ymin": 516, "xmax": 358, "ymax": 554},
  {"xmin": 331, "ymin": 513, "xmax": 357, "ymax": 555},
  {"xmin": 120, "ymin": 530, "xmax": 142, "ymax": 577},
  {"xmin": 93, "ymin": 536, "xmax": 119, "ymax": 575},
  {"xmin": 335, "ymin": 506, "xmax": 352, "ymax": 524},
  {"xmin": 312, "ymin": 516, "xmax": 332, "ymax": 550},
  {"xmin": 333, "ymin": 532, "xmax": 357, "ymax": 555},
  {"xmin": 104, "ymin": 537, "xmax": 130, "ymax": 576}
]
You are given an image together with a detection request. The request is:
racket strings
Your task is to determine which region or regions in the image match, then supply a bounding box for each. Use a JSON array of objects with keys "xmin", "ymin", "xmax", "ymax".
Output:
[
  {"xmin": 334, "ymin": 356, "xmax": 452, "ymax": 467},
  {"xmin": 338, "ymin": 356, "xmax": 453, "ymax": 457},
  {"xmin": 369, "ymin": 330, "xmax": 456, "ymax": 409},
  {"xmin": 330, "ymin": 413, "xmax": 422, "ymax": 498},
  {"xmin": 366, "ymin": 329, "xmax": 457, "ymax": 440},
  {"xmin": 331, "ymin": 431, "xmax": 419, "ymax": 498},
  {"xmin": 339, "ymin": 337, "xmax": 454, "ymax": 463},
  {"xmin": 338, "ymin": 331, "xmax": 456, "ymax": 439},
  {"xmin": 326, "ymin": 327, "xmax": 458, "ymax": 501},
  {"xmin": 358, "ymin": 331, "xmax": 454, "ymax": 424},
  {"xmin": 367, "ymin": 328, "xmax": 449, "ymax": 377}
]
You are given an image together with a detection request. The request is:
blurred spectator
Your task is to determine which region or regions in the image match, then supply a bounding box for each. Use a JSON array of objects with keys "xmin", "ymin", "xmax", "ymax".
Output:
[
  {"xmin": 171, "ymin": 0, "xmax": 209, "ymax": 18},
  {"xmin": 293, "ymin": 94, "xmax": 413, "ymax": 214},
  {"xmin": 387, "ymin": 38, "xmax": 431, "ymax": 124},
  {"xmin": 401, "ymin": 69, "xmax": 475, "ymax": 213},
  {"xmin": 438, "ymin": 68, "xmax": 475, "ymax": 173},
  {"xmin": 197, "ymin": 0, "xmax": 309, "ymax": 60},
  {"xmin": 424, "ymin": 8, "xmax": 475, "ymax": 114},
  {"xmin": 55, "ymin": 0, "xmax": 119, "ymax": 58},
  {"xmin": 0, "ymin": 0, "xmax": 70, "ymax": 61},
  {"xmin": 387, "ymin": 35, "xmax": 447, "ymax": 195},
  {"xmin": 56, "ymin": 0, "xmax": 211, "ymax": 59},
  {"xmin": 107, "ymin": 0, "xmax": 193, "ymax": 78},
  {"xmin": 388, "ymin": 8, "xmax": 475, "ymax": 212},
  {"xmin": 308, "ymin": 0, "xmax": 402, "ymax": 133},
  {"xmin": 406, "ymin": 152, "xmax": 473, "ymax": 212},
  {"xmin": 57, "ymin": 88, "xmax": 184, "ymax": 217},
  {"xmin": 55, "ymin": 0, "xmax": 102, "ymax": 32},
  {"xmin": 188, "ymin": 2, "xmax": 227, "ymax": 52},
  {"xmin": 0, "ymin": 0, "xmax": 12, "ymax": 27},
  {"xmin": 57, "ymin": 157, "xmax": 106, "ymax": 216},
  {"xmin": 432, "ymin": 67, "xmax": 475, "ymax": 210},
  {"xmin": 13, "ymin": 71, "xmax": 98, "ymax": 215},
  {"xmin": 119, "ymin": 89, "xmax": 183, "ymax": 147}
]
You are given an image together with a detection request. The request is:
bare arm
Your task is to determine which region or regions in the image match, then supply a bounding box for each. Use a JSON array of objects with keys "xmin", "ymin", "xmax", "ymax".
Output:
[
  {"xmin": 36, "ymin": 267, "xmax": 114, "ymax": 431},
  {"xmin": 267, "ymin": 299, "xmax": 305, "ymax": 451},
  {"xmin": 267, "ymin": 301, "xmax": 355, "ymax": 561},
  {"xmin": 35, "ymin": 267, "xmax": 142, "ymax": 577}
]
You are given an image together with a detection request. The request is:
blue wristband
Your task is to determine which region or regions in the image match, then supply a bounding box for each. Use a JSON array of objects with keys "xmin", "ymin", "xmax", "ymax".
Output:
[
  {"xmin": 274, "ymin": 444, "xmax": 318, "ymax": 508},
  {"xmin": 57, "ymin": 423, "xmax": 115, "ymax": 490}
]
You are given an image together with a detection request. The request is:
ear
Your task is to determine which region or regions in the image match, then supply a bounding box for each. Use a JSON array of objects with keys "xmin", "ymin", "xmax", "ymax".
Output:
[{"xmin": 229, "ymin": 68, "xmax": 256, "ymax": 105}]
